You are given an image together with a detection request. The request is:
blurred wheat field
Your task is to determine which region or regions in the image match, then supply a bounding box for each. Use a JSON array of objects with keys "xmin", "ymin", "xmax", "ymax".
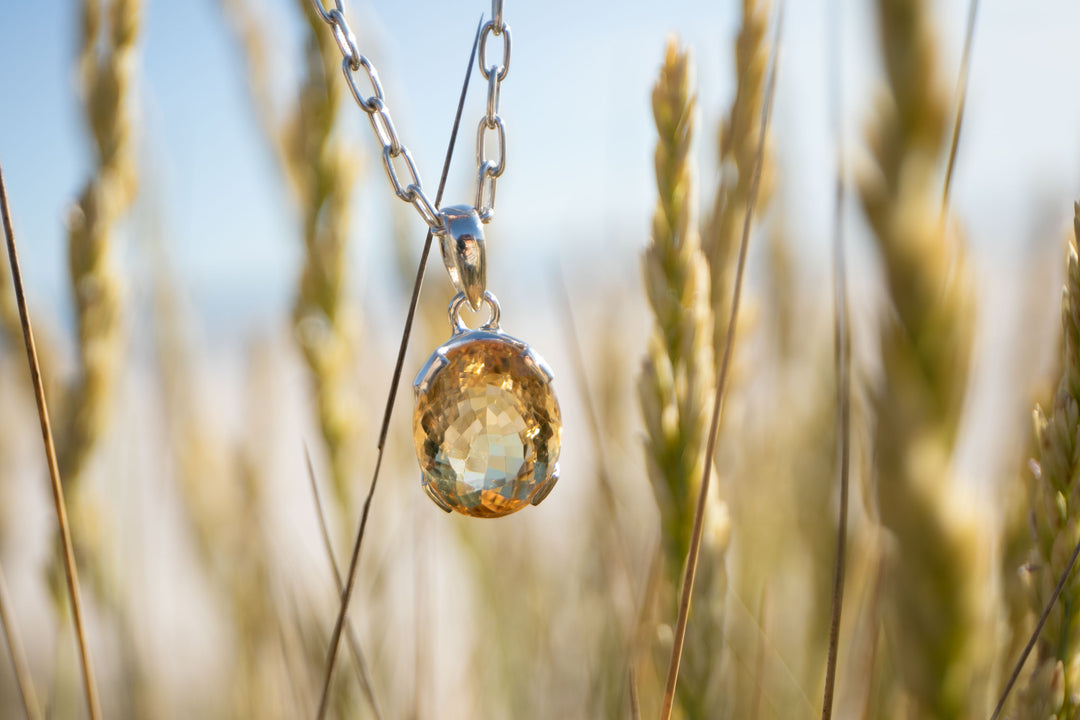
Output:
[{"xmin": 2, "ymin": 0, "xmax": 1080, "ymax": 718}]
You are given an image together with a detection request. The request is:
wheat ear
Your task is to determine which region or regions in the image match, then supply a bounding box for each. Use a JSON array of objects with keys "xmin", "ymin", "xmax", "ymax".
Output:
[
  {"xmin": 640, "ymin": 38, "xmax": 716, "ymax": 586},
  {"xmin": 220, "ymin": 0, "xmax": 360, "ymax": 512},
  {"xmin": 61, "ymin": 0, "xmax": 139, "ymax": 483},
  {"xmin": 702, "ymin": 0, "xmax": 772, "ymax": 368},
  {"xmin": 639, "ymin": 38, "xmax": 731, "ymax": 719},
  {"xmin": 284, "ymin": 3, "xmax": 361, "ymax": 511},
  {"xmin": 858, "ymin": 0, "xmax": 982, "ymax": 715},
  {"xmin": 1008, "ymin": 205, "xmax": 1080, "ymax": 718}
]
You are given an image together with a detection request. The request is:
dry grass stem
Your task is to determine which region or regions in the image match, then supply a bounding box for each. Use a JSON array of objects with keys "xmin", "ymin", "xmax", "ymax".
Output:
[
  {"xmin": 821, "ymin": 0, "xmax": 852, "ymax": 715},
  {"xmin": 304, "ymin": 446, "xmax": 383, "ymax": 720},
  {"xmin": 315, "ymin": 21, "xmax": 481, "ymax": 718},
  {"xmin": 0, "ymin": 259, "xmax": 17, "ymax": 351},
  {"xmin": 557, "ymin": 273, "xmax": 636, "ymax": 587},
  {"xmin": 993, "ymin": 540, "xmax": 1080, "ymax": 719},
  {"xmin": 0, "ymin": 561, "xmax": 41, "ymax": 720},
  {"xmin": 656, "ymin": 6, "xmax": 782, "ymax": 717},
  {"xmin": 559, "ymin": 276, "xmax": 642, "ymax": 716},
  {"xmin": 941, "ymin": 0, "xmax": 981, "ymax": 216},
  {"xmin": 0, "ymin": 160, "xmax": 102, "ymax": 720},
  {"xmin": 751, "ymin": 588, "xmax": 769, "ymax": 720}
]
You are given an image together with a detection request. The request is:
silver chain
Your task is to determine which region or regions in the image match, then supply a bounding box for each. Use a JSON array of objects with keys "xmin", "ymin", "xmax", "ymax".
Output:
[
  {"xmin": 310, "ymin": 0, "xmax": 511, "ymax": 230},
  {"xmin": 474, "ymin": 9, "xmax": 509, "ymax": 223}
]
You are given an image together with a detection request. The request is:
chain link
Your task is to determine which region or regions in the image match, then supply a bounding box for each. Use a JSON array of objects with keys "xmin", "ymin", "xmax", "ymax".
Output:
[
  {"xmin": 327, "ymin": 9, "xmax": 360, "ymax": 70},
  {"xmin": 476, "ymin": 115, "xmax": 506, "ymax": 177},
  {"xmin": 473, "ymin": 0, "xmax": 509, "ymax": 223},
  {"xmin": 311, "ymin": 0, "xmax": 510, "ymax": 230}
]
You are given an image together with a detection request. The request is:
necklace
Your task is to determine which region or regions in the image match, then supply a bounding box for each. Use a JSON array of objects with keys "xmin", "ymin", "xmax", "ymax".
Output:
[{"xmin": 310, "ymin": 0, "xmax": 562, "ymax": 518}]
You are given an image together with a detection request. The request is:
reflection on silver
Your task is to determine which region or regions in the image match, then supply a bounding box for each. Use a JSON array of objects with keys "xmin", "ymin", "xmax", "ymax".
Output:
[{"xmin": 439, "ymin": 206, "xmax": 488, "ymax": 311}]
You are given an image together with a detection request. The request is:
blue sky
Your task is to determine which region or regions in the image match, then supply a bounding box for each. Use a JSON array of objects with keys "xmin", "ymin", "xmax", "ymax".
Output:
[{"xmin": 1, "ymin": 0, "xmax": 1079, "ymax": 335}]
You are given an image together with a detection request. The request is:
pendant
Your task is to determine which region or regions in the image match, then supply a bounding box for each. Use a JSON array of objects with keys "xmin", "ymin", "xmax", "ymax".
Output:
[{"xmin": 412, "ymin": 207, "xmax": 561, "ymax": 517}]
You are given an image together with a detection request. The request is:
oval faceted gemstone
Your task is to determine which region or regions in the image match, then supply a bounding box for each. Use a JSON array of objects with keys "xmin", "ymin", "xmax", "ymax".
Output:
[{"xmin": 413, "ymin": 331, "xmax": 561, "ymax": 518}]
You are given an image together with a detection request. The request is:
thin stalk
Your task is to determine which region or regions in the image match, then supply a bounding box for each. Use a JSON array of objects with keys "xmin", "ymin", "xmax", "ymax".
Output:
[
  {"xmin": 990, "ymin": 537, "xmax": 1080, "ymax": 720},
  {"xmin": 315, "ymin": 18, "xmax": 482, "ymax": 718},
  {"xmin": 304, "ymin": 446, "xmax": 383, "ymax": 720},
  {"xmin": 412, "ymin": 498, "xmax": 429, "ymax": 720},
  {"xmin": 855, "ymin": 549, "xmax": 885, "ymax": 720},
  {"xmin": 558, "ymin": 273, "xmax": 644, "ymax": 717},
  {"xmin": 820, "ymin": 0, "xmax": 851, "ymax": 715},
  {"xmin": 941, "ymin": 0, "xmax": 981, "ymax": 216},
  {"xmin": 277, "ymin": 599, "xmax": 315, "ymax": 715},
  {"xmin": 556, "ymin": 273, "xmax": 616, "ymax": 517},
  {"xmin": 629, "ymin": 666, "xmax": 640, "ymax": 720},
  {"xmin": 556, "ymin": 272, "xmax": 637, "ymax": 593},
  {"xmin": 0, "ymin": 561, "xmax": 41, "ymax": 720},
  {"xmin": 657, "ymin": 5, "xmax": 784, "ymax": 717},
  {"xmin": 751, "ymin": 589, "xmax": 769, "ymax": 720},
  {"xmin": 0, "ymin": 160, "xmax": 102, "ymax": 720}
]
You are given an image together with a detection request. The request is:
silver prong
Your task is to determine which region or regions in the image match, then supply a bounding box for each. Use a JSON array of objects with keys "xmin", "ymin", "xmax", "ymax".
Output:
[
  {"xmin": 414, "ymin": 349, "xmax": 450, "ymax": 394},
  {"xmin": 423, "ymin": 481, "xmax": 453, "ymax": 513},
  {"xmin": 530, "ymin": 463, "xmax": 559, "ymax": 506},
  {"xmin": 522, "ymin": 346, "xmax": 555, "ymax": 382}
]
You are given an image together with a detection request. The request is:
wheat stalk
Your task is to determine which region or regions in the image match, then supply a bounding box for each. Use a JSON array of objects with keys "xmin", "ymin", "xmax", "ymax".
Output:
[
  {"xmin": 61, "ymin": 0, "xmax": 139, "ymax": 484},
  {"xmin": 1, "ymin": 160, "xmax": 102, "ymax": 720},
  {"xmin": 821, "ymin": 0, "xmax": 852, "ymax": 714},
  {"xmin": 702, "ymin": 0, "xmax": 772, "ymax": 369},
  {"xmin": 0, "ymin": 260, "xmax": 17, "ymax": 352},
  {"xmin": 284, "ymin": 3, "xmax": 362, "ymax": 511},
  {"xmin": 220, "ymin": 0, "xmax": 361, "ymax": 512},
  {"xmin": 1008, "ymin": 205, "xmax": 1080, "ymax": 718},
  {"xmin": 857, "ymin": 0, "xmax": 983, "ymax": 715},
  {"xmin": 640, "ymin": 38, "xmax": 716, "ymax": 591},
  {"xmin": 640, "ymin": 37, "xmax": 742, "ymax": 720},
  {"xmin": 941, "ymin": 0, "xmax": 982, "ymax": 216},
  {"xmin": 304, "ymin": 447, "xmax": 383, "ymax": 719},
  {"xmin": 0, "ymin": 560, "xmax": 41, "ymax": 720}
]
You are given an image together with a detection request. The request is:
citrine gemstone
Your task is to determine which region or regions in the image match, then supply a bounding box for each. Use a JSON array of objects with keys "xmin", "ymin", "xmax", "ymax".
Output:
[{"xmin": 413, "ymin": 331, "xmax": 561, "ymax": 518}]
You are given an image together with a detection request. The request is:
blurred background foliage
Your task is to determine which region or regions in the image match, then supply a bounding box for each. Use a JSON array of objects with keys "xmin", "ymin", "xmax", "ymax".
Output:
[{"xmin": 1, "ymin": 0, "xmax": 1080, "ymax": 718}]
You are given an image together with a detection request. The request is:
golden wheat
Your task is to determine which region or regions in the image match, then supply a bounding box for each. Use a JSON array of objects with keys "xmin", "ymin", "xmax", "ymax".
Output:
[
  {"xmin": 857, "ymin": 0, "xmax": 986, "ymax": 716},
  {"xmin": 1014, "ymin": 205, "xmax": 1080, "ymax": 717},
  {"xmin": 702, "ymin": 0, "xmax": 772, "ymax": 371},
  {"xmin": 639, "ymin": 38, "xmax": 730, "ymax": 719}
]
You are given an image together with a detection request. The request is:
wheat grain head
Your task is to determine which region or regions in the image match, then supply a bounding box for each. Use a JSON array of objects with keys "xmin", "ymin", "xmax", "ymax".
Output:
[
  {"xmin": 702, "ymin": 0, "xmax": 772, "ymax": 371},
  {"xmin": 857, "ymin": 0, "xmax": 984, "ymax": 715},
  {"xmin": 1015, "ymin": 205, "xmax": 1080, "ymax": 718},
  {"xmin": 639, "ymin": 38, "xmax": 729, "ymax": 719}
]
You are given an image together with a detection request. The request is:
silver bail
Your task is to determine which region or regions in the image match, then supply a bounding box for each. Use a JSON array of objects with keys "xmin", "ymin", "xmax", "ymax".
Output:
[{"xmin": 438, "ymin": 205, "xmax": 487, "ymax": 311}]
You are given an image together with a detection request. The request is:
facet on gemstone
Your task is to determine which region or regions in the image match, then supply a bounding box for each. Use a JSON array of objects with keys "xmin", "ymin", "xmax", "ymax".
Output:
[{"xmin": 413, "ymin": 330, "xmax": 561, "ymax": 518}]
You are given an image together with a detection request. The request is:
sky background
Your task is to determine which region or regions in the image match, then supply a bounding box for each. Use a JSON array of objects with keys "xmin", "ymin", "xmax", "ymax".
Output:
[{"xmin": 1, "ymin": 0, "xmax": 1078, "ymax": 338}]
